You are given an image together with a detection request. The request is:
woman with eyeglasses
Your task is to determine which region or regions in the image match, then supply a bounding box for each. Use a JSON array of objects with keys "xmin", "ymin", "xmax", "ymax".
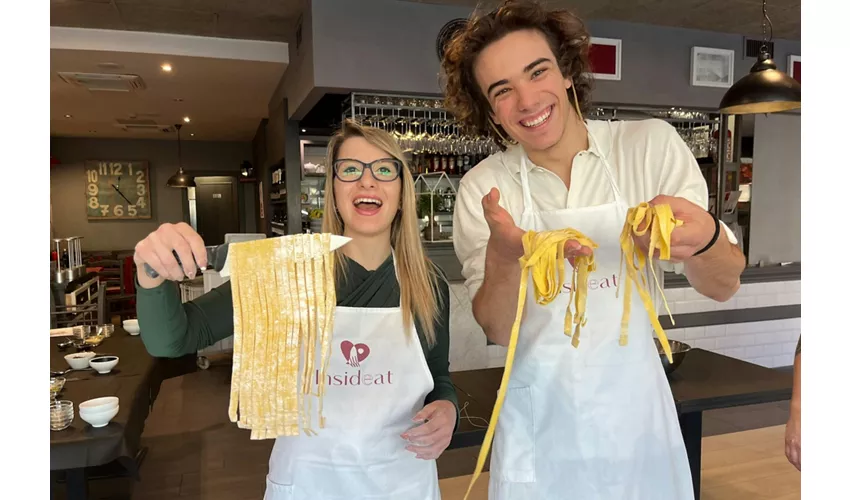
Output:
[{"xmin": 133, "ymin": 120, "xmax": 458, "ymax": 500}]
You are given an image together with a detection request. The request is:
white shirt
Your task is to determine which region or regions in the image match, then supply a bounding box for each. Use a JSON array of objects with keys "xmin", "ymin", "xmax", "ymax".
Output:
[{"xmin": 453, "ymin": 118, "xmax": 737, "ymax": 300}]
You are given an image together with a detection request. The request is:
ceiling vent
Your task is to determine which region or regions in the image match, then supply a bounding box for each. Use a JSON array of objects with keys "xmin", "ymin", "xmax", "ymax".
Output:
[
  {"xmin": 114, "ymin": 119, "xmax": 175, "ymax": 133},
  {"xmin": 57, "ymin": 72, "xmax": 146, "ymax": 92}
]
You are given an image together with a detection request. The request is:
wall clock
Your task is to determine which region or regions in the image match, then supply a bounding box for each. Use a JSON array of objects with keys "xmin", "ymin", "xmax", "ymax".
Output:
[{"xmin": 84, "ymin": 160, "xmax": 152, "ymax": 220}]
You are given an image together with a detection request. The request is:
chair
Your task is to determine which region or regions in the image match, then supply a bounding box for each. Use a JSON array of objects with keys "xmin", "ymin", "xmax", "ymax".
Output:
[
  {"xmin": 51, "ymin": 284, "xmax": 106, "ymax": 328},
  {"xmin": 95, "ymin": 258, "xmax": 137, "ymax": 322}
]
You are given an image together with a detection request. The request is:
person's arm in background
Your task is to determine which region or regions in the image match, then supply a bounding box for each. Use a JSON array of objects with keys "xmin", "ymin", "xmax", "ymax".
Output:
[
  {"xmin": 785, "ymin": 336, "xmax": 801, "ymax": 471},
  {"xmin": 649, "ymin": 120, "xmax": 746, "ymax": 302}
]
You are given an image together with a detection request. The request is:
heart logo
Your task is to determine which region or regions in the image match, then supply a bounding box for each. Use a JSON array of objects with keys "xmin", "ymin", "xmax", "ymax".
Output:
[{"xmin": 341, "ymin": 340, "xmax": 370, "ymax": 367}]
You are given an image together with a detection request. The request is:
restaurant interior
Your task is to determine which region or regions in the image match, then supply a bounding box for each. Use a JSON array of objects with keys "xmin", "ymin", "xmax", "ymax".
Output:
[{"xmin": 48, "ymin": 0, "xmax": 803, "ymax": 499}]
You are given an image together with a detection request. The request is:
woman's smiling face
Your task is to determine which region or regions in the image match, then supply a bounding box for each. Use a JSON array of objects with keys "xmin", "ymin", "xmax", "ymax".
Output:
[{"xmin": 333, "ymin": 136, "xmax": 402, "ymax": 239}]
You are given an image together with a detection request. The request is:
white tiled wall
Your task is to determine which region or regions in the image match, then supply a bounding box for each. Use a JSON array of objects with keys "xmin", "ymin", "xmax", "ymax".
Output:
[
  {"xmin": 663, "ymin": 280, "xmax": 800, "ymax": 314},
  {"xmin": 664, "ymin": 318, "xmax": 800, "ymax": 368},
  {"xmin": 447, "ymin": 280, "xmax": 801, "ymax": 372}
]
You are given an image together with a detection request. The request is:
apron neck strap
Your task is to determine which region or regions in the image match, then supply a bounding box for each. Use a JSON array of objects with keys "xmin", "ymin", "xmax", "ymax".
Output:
[{"xmin": 518, "ymin": 122, "xmax": 626, "ymax": 215}]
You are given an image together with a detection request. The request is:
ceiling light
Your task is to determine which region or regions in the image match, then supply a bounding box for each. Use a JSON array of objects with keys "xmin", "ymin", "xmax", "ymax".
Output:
[
  {"xmin": 190, "ymin": 133, "xmax": 195, "ymax": 137},
  {"xmin": 166, "ymin": 124, "xmax": 195, "ymax": 188},
  {"xmin": 173, "ymin": 98, "xmax": 183, "ymax": 102},
  {"xmin": 718, "ymin": 0, "xmax": 800, "ymax": 114},
  {"xmin": 301, "ymin": 129, "xmax": 306, "ymax": 133},
  {"xmin": 183, "ymin": 116, "xmax": 191, "ymax": 123},
  {"xmin": 65, "ymin": 114, "xmax": 72, "ymax": 118},
  {"xmin": 161, "ymin": 63, "xmax": 173, "ymax": 72}
]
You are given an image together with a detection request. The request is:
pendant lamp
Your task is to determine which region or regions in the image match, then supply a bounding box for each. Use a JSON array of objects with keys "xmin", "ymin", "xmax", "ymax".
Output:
[
  {"xmin": 719, "ymin": 0, "xmax": 800, "ymax": 114},
  {"xmin": 166, "ymin": 123, "xmax": 196, "ymax": 188}
]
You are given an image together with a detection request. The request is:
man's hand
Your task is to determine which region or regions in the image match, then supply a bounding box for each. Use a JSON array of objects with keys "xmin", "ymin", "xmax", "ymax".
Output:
[
  {"xmin": 633, "ymin": 194, "xmax": 717, "ymax": 262},
  {"xmin": 481, "ymin": 187, "xmax": 592, "ymax": 265},
  {"xmin": 401, "ymin": 400, "xmax": 457, "ymax": 460}
]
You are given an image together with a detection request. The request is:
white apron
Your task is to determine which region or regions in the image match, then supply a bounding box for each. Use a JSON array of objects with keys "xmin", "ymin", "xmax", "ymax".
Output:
[
  {"xmin": 488, "ymin": 123, "xmax": 694, "ymax": 499},
  {"xmin": 263, "ymin": 256, "xmax": 440, "ymax": 500}
]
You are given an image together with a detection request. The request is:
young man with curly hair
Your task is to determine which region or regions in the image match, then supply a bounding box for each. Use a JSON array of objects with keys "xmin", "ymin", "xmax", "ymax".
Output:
[{"xmin": 442, "ymin": 0, "xmax": 745, "ymax": 498}]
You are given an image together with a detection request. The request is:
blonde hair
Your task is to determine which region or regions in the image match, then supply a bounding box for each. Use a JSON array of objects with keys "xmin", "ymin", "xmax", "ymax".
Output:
[{"xmin": 322, "ymin": 119, "xmax": 445, "ymax": 346}]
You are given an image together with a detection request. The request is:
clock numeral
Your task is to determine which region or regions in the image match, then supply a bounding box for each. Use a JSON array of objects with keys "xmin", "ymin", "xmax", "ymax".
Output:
[
  {"xmin": 88, "ymin": 197, "xmax": 99, "ymax": 210},
  {"xmin": 137, "ymin": 184, "xmax": 146, "ymax": 196},
  {"xmin": 100, "ymin": 204, "xmax": 110, "ymax": 216},
  {"xmin": 86, "ymin": 183, "xmax": 98, "ymax": 196},
  {"xmin": 86, "ymin": 170, "xmax": 98, "ymax": 183},
  {"xmin": 128, "ymin": 205, "xmax": 137, "ymax": 217},
  {"xmin": 99, "ymin": 162, "xmax": 108, "ymax": 175},
  {"xmin": 114, "ymin": 205, "xmax": 124, "ymax": 216},
  {"xmin": 137, "ymin": 197, "xmax": 147, "ymax": 209},
  {"xmin": 128, "ymin": 165, "xmax": 134, "ymax": 176},
  {"xmin": 136, "ymin": 170, "xmax": 145, "ymax": 183},
  {"xmin": 110, "ymin": 163, "xmax": 123, "ymax": 176}
]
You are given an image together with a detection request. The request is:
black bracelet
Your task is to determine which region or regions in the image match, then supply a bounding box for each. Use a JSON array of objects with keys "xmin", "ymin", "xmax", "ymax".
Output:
[{"xmin": 693, "ymin": 212, "xmax": 720, "ymax": 257}]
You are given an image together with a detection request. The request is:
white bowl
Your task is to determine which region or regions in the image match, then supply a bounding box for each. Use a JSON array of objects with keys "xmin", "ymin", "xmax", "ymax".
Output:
[
  {"xmin": 79, "ymin": 405, "xmax": 119, "ymax": 428},
  {"xmin": 65, "ymin": 352, "xmax": 97, "ymax": 370},
  {"xmin": 79, "ymin": 396, "xmax": 119, "ymax": 412},
  {"xmin": 89, "ymin": 355, "xmax": 119, "ymax": 374},
  {"xmin": 123, "ymin": 319, "xmax": 140, "ymax": 335},
  {"xmin": 80, "ymin": 403, "xmax": 119, "ymax": 417}
]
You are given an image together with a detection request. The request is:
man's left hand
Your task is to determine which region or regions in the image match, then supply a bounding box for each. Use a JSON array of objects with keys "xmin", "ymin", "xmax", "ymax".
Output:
[
  {"xmin": 635, "ymin": 195, "xmax": 717, "ymax": 262},
  {"xmin": 401, "ymin": 400, "xmax": 457, "ymax": 460}
]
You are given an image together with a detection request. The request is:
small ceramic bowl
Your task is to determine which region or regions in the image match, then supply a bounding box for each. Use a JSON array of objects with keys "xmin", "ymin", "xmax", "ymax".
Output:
[
  {"xmin": 89, "ymin": 355, "xmax": 119, "ymax": 374},
  {"xmin": 65, "ymin": 351, "xmax": 96, "ymax": 370},
  {"xmin": 79, "ymin": 405, "xmax": 119, "ymax": 428},
  {"xmin": 122, "ymin": 319, "xmax": 140, "ymax": 335}
]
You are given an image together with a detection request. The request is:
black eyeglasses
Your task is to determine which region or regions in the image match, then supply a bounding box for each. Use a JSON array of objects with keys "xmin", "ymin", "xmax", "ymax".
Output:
[{"xmin": 333, "ymin": 158, "xmax": 401, "ymax": 182}]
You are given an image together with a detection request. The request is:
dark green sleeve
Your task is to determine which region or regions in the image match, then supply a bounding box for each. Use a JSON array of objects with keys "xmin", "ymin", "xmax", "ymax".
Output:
[
  {"xmin": 135, "ymin": 276, "xmax": 235, "ymax": 358},
  {"xmin": 422, "ymin": 272, "xmax": 460, "ymax": 430}
]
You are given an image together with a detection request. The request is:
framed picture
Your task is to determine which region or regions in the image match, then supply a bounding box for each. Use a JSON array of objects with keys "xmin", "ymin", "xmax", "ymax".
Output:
[
  {"xmin": 691, "ymin": 46, "xmax": 735, "ymax": 88},
  {"xmin": 589, "ymin": 37, "xmax": 621, "ymax": 81},
  {"xmin": 787, "ymin": 55, "xmax": 801, "ymax": 83}
]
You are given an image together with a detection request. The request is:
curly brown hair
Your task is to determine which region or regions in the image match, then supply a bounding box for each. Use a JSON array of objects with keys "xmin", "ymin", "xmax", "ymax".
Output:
[{"xmin": 440, "ymin": 0, "xmax": 594, "ymax": 148}]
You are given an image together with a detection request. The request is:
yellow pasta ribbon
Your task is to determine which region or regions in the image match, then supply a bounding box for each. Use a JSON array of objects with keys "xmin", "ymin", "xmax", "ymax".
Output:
[
  {"xmin": 464, "ymin": 228, "xmax": 598, "ymax": 500},
  {"xmin": 617, "ymin": 202, "xmax": 681, "ymax": 363},
  {"xmin": 229, "ymin": 233, "xmax": 337, "ymax": 439}
]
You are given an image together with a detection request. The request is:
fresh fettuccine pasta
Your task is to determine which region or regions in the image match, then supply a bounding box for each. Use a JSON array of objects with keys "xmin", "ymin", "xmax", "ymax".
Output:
[
  {"xmin": 464, "ymin": 228, "xmax": 598, "ymax": 500},
  {"xmin": 617, "ymin": 202, "xmax": 681, "ymax": 363},
  {"xmin": 228, "ymin": 233, "xmax": 337, "ymax": 439}
]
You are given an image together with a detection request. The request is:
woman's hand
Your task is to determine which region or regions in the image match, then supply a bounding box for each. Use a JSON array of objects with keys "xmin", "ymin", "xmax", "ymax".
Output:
[
  {"xmin": 401, "ymin": 400, "xmax": 457, "ymax": 460},
  {"xmin": 134, "ymin": 222, "xmax": 208, "ymax": 288},
  {"xmin": 785, "ymin": 410, "xmax": 801, "ymax": 471}
]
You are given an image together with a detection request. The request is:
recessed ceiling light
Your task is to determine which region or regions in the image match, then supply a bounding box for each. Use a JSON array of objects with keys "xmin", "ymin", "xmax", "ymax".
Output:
[
  {"xmin": 65, "ymin": 114, "xmax": 72, "ymax": 118},
  {"xmin": 173, "ymin": 98, "xmax": 183, "ymax": 102},
  {"xmin": 89, "ymin": 130, "xmax": 97, "ymax": 133},
  {"xmin": 190, "ymin": 133, "xmax": 195, "ymax": 137},
  {"xmin": 183, "ymin": 116, "xmax": 191, "ymax": 123},
  {"xmin": 161, "ymin": 63, "xmax": 173, "ymax": 72},
  {"xmin": 301, "ymin": 129, "xmax": 306, "ymax": 133}
]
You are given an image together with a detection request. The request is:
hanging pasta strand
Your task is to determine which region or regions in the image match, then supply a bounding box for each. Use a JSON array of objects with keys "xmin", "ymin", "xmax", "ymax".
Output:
[
  {"xmin": 617, "ymin": 202, "xmax": 682, "ymax": 363},
  {"xmin": 228, "ymin": 233, "xmax": 338, "ymax": 439},
  {"xmin": 464, "ymin": 228, "xmax": 598, "ymax": 500}
]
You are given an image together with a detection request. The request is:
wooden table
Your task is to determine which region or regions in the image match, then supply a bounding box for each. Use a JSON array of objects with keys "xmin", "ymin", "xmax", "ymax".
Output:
[
  {"xmin": 447, "ymin": 349, "xmax": 793, "ymax": 500},
  {"xmin": 50, "ymin": 328, "xmax": 195, "ymax": 500}
]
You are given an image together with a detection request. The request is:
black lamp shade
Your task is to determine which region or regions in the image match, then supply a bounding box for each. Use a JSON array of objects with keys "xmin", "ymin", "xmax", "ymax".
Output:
[
  {"xmin": 166, "ymin": 169, "xmax": 195, "ymax": 188},
  {"xmin": 719, "ymin": 52, "xmax": 801, "ymax": 114}
]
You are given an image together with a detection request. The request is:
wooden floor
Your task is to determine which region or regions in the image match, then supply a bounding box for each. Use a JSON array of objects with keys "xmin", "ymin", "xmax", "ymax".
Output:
[
  {"xmin": 58, "ymin": 364, "xmax": 799, "ymax": 500},
  {"xmin": 439, "ymin": 426, "xmax": 800, "ymax": 500}
]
